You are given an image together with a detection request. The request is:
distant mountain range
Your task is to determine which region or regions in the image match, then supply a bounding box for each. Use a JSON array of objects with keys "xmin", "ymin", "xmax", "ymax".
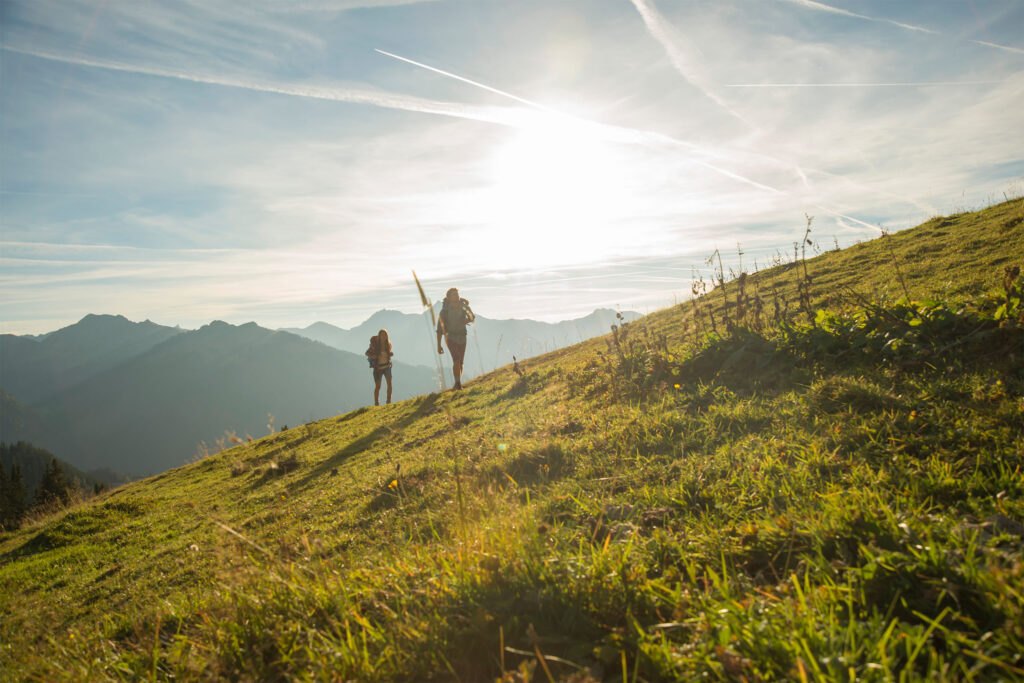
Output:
[
  {"xmin": 0, "ymin": 314, "xmax": 183, "ymax": 404},
  {"xmin": 0, "ymin": 308, "xmax": 638, "ymax": 478},
  {"xmin": 281, "ymin": 307, "xmax": 641, "ymax": 378},
  {"xmin": 0, "ymin": 315, "xmax": 436, "ymax": 476}
]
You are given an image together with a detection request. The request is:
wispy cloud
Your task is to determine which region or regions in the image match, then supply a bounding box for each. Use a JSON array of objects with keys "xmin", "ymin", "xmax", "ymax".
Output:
[
  {"xmin": 0, "ymin": 44, "xmax": 530, "ymax": 128},
  {"xmin": 265, "ymin": 0, "xmax": 439, "ymax": 12},
  {"xmin": 725, "ymin": 81, "xmax": 1008, "ymax": 88},
  {"xmin": 972, "ymin": 40, "xmax": 1024, "ymax": 56},
  {"xmin": 777, "ymin": 0, "xmax": 1024, "ymax": 57},
  {"xmin": 774, "ymin": 0, "xmax": 936, "ymax": 34},
  {"xmin": 627, "ymin": 0, "xmax": 749, "ymax": 126}
]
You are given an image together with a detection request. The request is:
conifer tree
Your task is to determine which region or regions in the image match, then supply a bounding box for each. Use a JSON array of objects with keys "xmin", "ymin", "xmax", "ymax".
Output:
[
  {"xmin": 4, "ymin": 462, "xmax": 27, "ymax": 529},
  {"xmin": 0, "ymin": 460, "xmax": 8, "ymax": 527},
  {"xmin": 35, "ymin": 458, "xmax": 72, "ymax": 510}
]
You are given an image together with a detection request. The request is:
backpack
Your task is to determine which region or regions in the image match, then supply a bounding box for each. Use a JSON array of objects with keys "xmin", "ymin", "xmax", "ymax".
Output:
[
  {"xmin": 365, "ymin": 335, "xmax": 379, "ymax": 367},
  {"xmin": 366, "ymin": 335, "xmax": 393, "ymax": 368},
  {"xmin": 440, "ymin": 298, "xmax": 475, "ymax": 335}
]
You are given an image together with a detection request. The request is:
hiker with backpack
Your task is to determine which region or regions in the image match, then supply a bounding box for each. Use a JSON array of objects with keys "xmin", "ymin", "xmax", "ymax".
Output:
[
  {"xmin": 436, "ymin": 287, "xmax": 475, "ymax": 390},
  {"xmin": 365, "ymin": 329, "xmax": 394, "ymax": 405}
]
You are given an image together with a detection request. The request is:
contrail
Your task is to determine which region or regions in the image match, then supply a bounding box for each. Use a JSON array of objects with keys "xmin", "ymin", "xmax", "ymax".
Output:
[
  {"xmin": 775, "ymin": 0, "xmax": 936, "ymax": 34},
  {"xmin": 972, "ymin": 40, "xmax": 1024, "ymax": 55},
  {"xmin": 1, "ymin": 44, "xmax": 536, "ymax": 129},
  {"xmin": 780, "ymin": 0, "xmax": 1024, "ymax": 56},
  {"xmin": 374, "ymin": 49, "xmax": 564, "ymax": 115},
  {"xmin": 627, "ymin": 0, "xmax": 751, "ymax": 126},
  {"xmin": 270, "ymin": 0, "xmax": 436, "ymax": 10},
  {"xmin": 725, "ymin": 81, "xmax": 1006, "ymax": 88},
  {"xmin": 812, "ymin": 205, "xmax": 879, "ymax": 232}
]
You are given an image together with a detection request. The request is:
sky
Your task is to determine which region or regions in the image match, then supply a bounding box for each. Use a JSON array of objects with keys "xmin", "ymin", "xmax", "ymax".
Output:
[{"xmin": 1, "ymin": 0, "xmax": 1022, "ymax": 335}]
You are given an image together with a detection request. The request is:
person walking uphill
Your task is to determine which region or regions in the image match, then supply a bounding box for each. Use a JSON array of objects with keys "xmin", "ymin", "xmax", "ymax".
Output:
[
  {"xmin": 366, "ymin": 329, "xmax": 394, "ymax": 405},
  {"xmin": 436, "ymin": 287, "xmax": 475, "ymax": 390}
]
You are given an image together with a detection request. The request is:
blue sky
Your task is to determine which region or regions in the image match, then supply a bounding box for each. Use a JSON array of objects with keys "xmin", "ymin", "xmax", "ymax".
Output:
[{"xmin": 2, "ymin": 0, "xmax": 1022, "ymax": 334}]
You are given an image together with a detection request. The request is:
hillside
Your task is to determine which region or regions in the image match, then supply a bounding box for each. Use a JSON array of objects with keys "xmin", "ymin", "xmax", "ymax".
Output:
[{"xmin": 0, "ymin": 199, "xmax": 1021, "ymax": 680}]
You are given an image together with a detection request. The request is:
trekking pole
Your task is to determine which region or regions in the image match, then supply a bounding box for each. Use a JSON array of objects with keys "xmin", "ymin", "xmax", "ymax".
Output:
[
  {"xmin": 413, "ymin": 270, "xmax": 447, "ymax": 391},
  {"xmin": 471, "ymin": 325, "xmax": 485, "ymax": 377},
  {"xmin": 427, "ymin": 309, "xmax": 447, "ymax": 391}
]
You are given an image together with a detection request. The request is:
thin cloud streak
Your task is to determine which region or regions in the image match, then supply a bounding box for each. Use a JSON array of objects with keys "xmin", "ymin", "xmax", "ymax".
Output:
[
  {"xmin": 0, "ymin": 240, "xmax": 249, "ymax": 255},
  {"xmin": 972, "ymin": 40, "xmax": 1024, "ymax": 56},
  {"xmin": 374, "ymin": 49, "xmax": 562, "ymax": 114},
  {"xmin": 811, "ymin": 205, "xmax": 880, "ymax": 232},
  {"xmin": 725, "ymin": 81, "xmax": 1007, "ymax": 88},
  {"xmin": 1, "ymin": 44, "xmax": 534, "ymax": 130},
  {"xmin": 266, "ymin": 0, "xmax": 439, "ymax": 11},
  {"xmin": 779, "ymin": 0, "xmax": 1024, "ymax": 56},
  {"xmin": 775, "ymin": 0, "xmax": 936, "ymax": 34},
  {"xmin": 627, "ymin": 0, "xmax": 750, "ymax": 126}
]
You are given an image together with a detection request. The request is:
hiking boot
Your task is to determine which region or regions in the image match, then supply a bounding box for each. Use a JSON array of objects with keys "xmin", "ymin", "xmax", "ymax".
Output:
[{"xmin": 454, "ymin": 381, "xmax": 463, "ymax": 390}]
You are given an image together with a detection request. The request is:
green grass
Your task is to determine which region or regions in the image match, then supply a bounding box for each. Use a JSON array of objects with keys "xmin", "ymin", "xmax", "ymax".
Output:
[{"xmin": 2, "ymin": 198, "xmax": 1022, "ymax": 681}]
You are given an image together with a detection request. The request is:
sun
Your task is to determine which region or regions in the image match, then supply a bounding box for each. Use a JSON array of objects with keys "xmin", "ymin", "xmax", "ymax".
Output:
[{"xmin": 484, "ymin": 121, "xmax": 632, "ymax": 268}]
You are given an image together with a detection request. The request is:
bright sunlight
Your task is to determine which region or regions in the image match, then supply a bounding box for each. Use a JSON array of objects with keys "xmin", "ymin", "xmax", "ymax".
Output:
[{"xmin": 484, "ymin": 121, "xmax": 633, "ymax": 268}]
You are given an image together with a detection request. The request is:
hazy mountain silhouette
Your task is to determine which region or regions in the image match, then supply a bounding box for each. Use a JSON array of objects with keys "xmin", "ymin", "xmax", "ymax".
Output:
[
  {"xmin": 283, "ymin": 307, "xmax": 642, "ymax": 377},
  {"xmin": 0, "ymin": 390, "xmax": 49, "ymax": 448},
  {"xmin": 4, "ymin": 320, "xmax": 438, "ymax": 477},
  {"xmin": 0, "ymin": 314, "xmax": 183, "ymax": 404}
]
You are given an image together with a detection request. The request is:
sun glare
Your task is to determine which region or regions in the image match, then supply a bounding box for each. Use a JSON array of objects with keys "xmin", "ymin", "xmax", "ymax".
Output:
[{"xmin": 485, "ymin": 122, "xmax": 632, "ymax": 268}]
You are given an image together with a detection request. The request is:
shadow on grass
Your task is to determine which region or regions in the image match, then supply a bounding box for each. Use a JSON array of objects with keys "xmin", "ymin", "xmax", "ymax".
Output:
[
  {"xmin": 3, "ymin": 499, "xmax": 144, "ymax": 561},
  {"xmin": 291, "ymin": 392, "xmax": 440, "ymax": 491}
]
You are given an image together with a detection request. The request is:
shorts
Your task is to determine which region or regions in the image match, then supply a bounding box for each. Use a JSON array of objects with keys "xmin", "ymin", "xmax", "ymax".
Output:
[
  {"xmin": 446, "ymin": 338, "xmax": 467, "ymax": 365},
  {"xmin": 373, "ymin": 366, "xmax": 392, "ymax": 382}
]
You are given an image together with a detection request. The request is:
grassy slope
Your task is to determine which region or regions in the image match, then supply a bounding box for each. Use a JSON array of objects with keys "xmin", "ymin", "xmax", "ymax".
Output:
[{"xmin": 1, "ymin": 199, "xmax": 1022, "ymax": 681}]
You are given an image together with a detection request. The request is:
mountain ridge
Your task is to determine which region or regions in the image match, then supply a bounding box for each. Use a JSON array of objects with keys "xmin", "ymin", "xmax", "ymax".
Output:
[
  {"xmin": 3, "ymin": 320, "xmax": 439, "ymax": 476},
  {"xmin": 0, "ymin": 313, "xmax": 184, "ymax": 404}
]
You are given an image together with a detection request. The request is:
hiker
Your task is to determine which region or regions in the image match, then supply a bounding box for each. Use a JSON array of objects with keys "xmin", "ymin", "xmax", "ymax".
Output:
[
  {"xmin": 436, "ymin": 287, "xmax": 475, "ymax": 390},
  {"xmin": 365, "ymin": 329, "xmax": 393, "ymax": 405}
]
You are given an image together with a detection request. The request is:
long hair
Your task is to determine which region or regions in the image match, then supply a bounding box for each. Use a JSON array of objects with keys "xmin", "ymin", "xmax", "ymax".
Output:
[{"xmin": 377, "ymin": 329, "xmax": 392, "ymax": 353}]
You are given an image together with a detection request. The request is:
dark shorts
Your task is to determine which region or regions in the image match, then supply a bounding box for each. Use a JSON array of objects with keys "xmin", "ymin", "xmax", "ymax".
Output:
[
  {"xmin": 373, "ymin": 366, "xmax": 392, "ymax": 382},
  {"xmin": 446, "ymin": 338, "xmax": 467, "ymax": 364}
]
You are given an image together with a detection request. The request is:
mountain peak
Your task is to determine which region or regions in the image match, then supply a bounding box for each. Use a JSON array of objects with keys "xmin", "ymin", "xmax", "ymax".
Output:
[
  {"xmin": 80, "ymin": 313, "xmax": 129, "ymax": 322},
  {"xmin": 363, "ymin": 309, "xmax": 412, "ymax": 326}
]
